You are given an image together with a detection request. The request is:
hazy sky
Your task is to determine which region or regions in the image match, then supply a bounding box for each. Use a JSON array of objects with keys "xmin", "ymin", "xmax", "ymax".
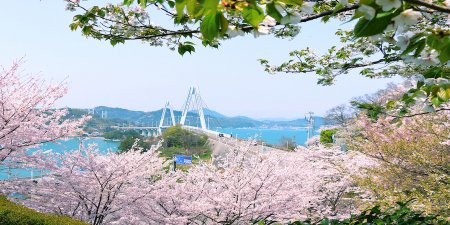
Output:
[{"xmin": 0, "ymin": 1, "xmax": 401, "ymax": 119}]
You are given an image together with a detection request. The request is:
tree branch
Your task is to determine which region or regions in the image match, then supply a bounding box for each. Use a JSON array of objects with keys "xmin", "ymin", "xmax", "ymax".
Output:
[
  {"xmin": 392, "ymin": 108, "xmax": 450, "ymax": 118},
  {"xmin": 403, "ymin": 0, "xmax": 450, "ymax": 13},
  {"xmin": 300, "ymin": 4, "xmax": 359, "ymax": 23}
]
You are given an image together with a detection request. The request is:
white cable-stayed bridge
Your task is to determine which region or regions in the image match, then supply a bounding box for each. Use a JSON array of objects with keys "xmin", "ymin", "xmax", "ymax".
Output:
[{"xmin": 111, "ymin": 87, "xmax": 230, "ymax": 138}]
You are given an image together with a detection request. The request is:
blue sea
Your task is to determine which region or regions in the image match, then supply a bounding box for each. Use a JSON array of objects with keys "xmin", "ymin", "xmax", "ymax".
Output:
[
  {"xmin": 0, "ymin": 138, "xmax": 119, "ymax": 180},
  {"xmin": 0, "ymin": 127, "xmax": 321, "ymax": 180},
  {"xmin": 216, "ymin": 127, "xmax": 320, "ymax": 146}
]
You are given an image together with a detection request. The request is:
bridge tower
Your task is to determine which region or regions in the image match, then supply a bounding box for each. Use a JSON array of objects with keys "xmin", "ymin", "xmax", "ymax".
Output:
[
  {"xmin": 306, "ymin": 112, "xmax": 315, "ymax": 140},
  {"xmin": 180, "ymin": 87, "xmax": 207, "ymax": 130},
  {"xmin": 101, "ymin": 110, "xmax": 107, "ymax": 119},
  {"xmin": 158, "ymin": 101, "xmax": 176, "ymax": 134}
]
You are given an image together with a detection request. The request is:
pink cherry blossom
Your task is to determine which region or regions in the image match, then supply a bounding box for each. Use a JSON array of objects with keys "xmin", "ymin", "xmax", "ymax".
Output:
[{"xmin": 0, "ymin": 60, "xmax": 88, "ymax": 163}]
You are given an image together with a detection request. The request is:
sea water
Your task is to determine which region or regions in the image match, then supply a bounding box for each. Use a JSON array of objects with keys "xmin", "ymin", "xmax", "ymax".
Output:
[
  {"xmin": 0, "ymin": 126, "xmax": 321, "ymax": 180},
  {"xmin": 216, "ymin": 127, "xmax": 320, "ymax": 146},
  {"xmin": 0, "ymin": 137, "xmax": 119, "ymax": 180}
]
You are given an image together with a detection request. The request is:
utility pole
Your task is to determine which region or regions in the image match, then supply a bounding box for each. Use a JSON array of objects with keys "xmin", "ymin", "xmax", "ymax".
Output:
[{"xmin": 305, "ymin": 112, "xmax": 315, "ymax": 140}]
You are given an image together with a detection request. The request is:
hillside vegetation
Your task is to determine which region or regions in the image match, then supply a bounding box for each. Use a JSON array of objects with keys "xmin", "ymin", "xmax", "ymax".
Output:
[{"xmin": 0, "ymin": 195, "xmax": 88, "ymax": 225}]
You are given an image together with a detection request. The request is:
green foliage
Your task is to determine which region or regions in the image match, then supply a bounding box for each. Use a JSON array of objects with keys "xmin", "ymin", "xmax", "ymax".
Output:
[
  {"xmin": 162, "ymin": 125, "xmax": 208, "ymax": 149},
  {"xmin": 242, "ymin": 4, "xmax": 265, "ymax": 28},
  {"xmin": 67, "ymin": 0, "xmax": 450, "ymax": 116},
  {"xmin": 200, "ymin": 13, "xmax": 220, "ymax": 41},
  {"xmin": 266, "ymin": 3, "xmax": 282, "ymax": 22},
  {"xmin": 349, "ymin": 114, "xmax": 450, "ymax": 215},
  {"xmin": 158, "ymin": 146, "xmax": 212, "ymax": 162},
  {"xmin": 0, "ymin": 195, "xmax": 87, "ymax": 225},
  {"xmin": 118, "ymin": 135, "xmax": 150, "ymax": 153},
  {"xmin": 350, "ymin": 101, "xmax": 385, "ymax": 120},
  {"xmin": 354, "ymin": 9, "xmax": 400, "ymax": 37},
  {"xmin": 178, "ymin": 41, "xmax": 196, "ymax": 55},
  {"xmin": 274, "ymin": 202, "xmax": 449, "ymax": 225},
  {"xmin": 319, "ymin": 129, "xmax": 337, "ymax": 144}
]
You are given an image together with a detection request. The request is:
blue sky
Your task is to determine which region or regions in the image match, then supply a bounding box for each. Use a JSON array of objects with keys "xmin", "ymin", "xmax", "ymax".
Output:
[{"xmin": 0, "ymin": 1, "xmax": 401, "ymax": 119}]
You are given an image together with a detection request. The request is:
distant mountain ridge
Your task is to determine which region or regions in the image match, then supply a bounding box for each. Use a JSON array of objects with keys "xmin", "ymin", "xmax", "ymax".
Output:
[{"xmin": 73, "ymin": 106, "xmax": 323, "ymax": 129}]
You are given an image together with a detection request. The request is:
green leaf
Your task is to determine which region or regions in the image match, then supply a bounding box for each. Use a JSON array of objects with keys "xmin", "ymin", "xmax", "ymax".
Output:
[
  {"xmin": 437, "ymin": 87, "xmax": 449, "ymax": 101},
  {"xmin": 69, "ymin": 23, "xmax": 79, "ymax": 31},
  {"xmin": 178, "ymin": 42, "xmax": 196, "ymax": 55},
  {"xmin": 82, "ymin": 26, "xmax": 92, "ymax": 35},
  {"xmin": 242, "ymin": 5, "xmax": 265, "ymax": 28},
  {"xmin": 349, "ymin": 10, "xmax": 364, "ymax": 22},
  {"xmin": 414, "ymin": 40, "xmax": 426, "ymax": 57},
  {"xmin": 218, "ymin": 12, "xmax": 229, "ymax": 36},
  {"xmin": 438, "ymin": 44, "xmax": 450, "ymax": 62},
  {"xmin": 168, "ymin": 0, "xmax": 176, "ymax": 8},
  {"xmin": 332, "ymin": 3, "xmax": 345, "ymax": 15},
  {"xmin": 278, "ymin": 0, "xmax": 303, "ymax": 6},
  {"xmin": 322, "ymin": 15, "xmax": 331, "ymax": 23},
  {"xmin": 426, "ymin": 34, "xmax": 450, "ymax": 62},
  {"xmin": 137, "ymin": 0, "xmax": 148, "ymax": 7},
  {"xmin": 203, "ymin": 0, "xmax": 218, "ymax": 14},
  {"xmin": 186, "ymin": 0, "xmax": 201, "ymax": 18},
  {"xmin": 354, "ymin": 10, "xmax": 399, "ymax": 37},
  {"xmin": 110, "ymin": 39, "xmax": 118, "ymax": 46},
  {"xmin": 426, "ymin": 34, "xmax": 442, "ymax": 50},
  {"xmin": 386, "ymin": 100, "xmax": 397, "ymax": 110},
  {"xmin": 359, "ymin": 0, "xmax": 374, "ymax": 5},
  {"xmin": 431, "ymin": 96, "xmax": 441, "ymax": 106},
  {"xmin": 123, "ymin": 0, "xmax": 134, "ymax": 6},
  {"xmin": 176, "ymin": 0, "xmax": 187, "ymax": 18},
  {"xmin": 401, "ymin": 34, "xmax": 428, "ymax": 57},
  {"xmin": 200, "ymin": 13, "xmax": 219, "ymax": 41},
  {"xmin": 266, "ymin": 3, "xmax": 283, "ymax": 22}
]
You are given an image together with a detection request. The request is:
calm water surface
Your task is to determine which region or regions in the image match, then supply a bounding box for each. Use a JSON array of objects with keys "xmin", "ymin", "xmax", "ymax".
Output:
[
  {"xmin": 216, "ymin": 127, "xmax": 320, "ymax": 146},
  {"xmin": 0, "ymin": 137, "xmax": 119, "ymax": 180}
]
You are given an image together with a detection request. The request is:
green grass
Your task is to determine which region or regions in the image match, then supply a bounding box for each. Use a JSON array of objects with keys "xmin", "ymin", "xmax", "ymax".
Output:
[
  {"xmin": 0, "ymin": 195, "xmax": 88, "ymax": 225},
  {"xmin": 159, "ymin": 147, "xmax": 212, "ymax": 162},
  {"xmin": 159, "ymin": 147, "xmax": 212, "ymax": 171}
]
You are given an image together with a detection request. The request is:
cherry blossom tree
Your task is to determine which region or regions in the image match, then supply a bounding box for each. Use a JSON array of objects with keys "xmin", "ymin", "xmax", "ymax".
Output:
[
  {"xmin": 318, "ymin": 82, "xmax": 450, "ymax": 214},
  {"xmin": 1, "ymin": 136, "xmax": 376, "ymax": 224},
  {"xmin": 347, "ymin": 112, "xmax": 450, "ymax": 214},
  {"xmin": 132, "ymin": 141, "xmax": 375, "ymax": 224},
  {"xmin": 63, "ymin": 0, "xmax": 450, "ymax": 115},
  {"xmin": 1, "ymin": 142, "xmax": 165, "ymax": 225},
  {"xmin": 0, "ymin": 61, "xmax": 88, "ymax": 163}
]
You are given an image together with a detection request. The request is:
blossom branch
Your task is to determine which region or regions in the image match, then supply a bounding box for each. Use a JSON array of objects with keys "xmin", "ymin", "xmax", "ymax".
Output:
[{"xmin": 403, "ymin": 0, "xmax": 450, "ymax": 13}]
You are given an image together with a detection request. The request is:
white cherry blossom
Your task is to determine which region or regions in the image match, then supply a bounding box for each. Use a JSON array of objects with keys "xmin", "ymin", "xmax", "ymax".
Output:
[
  {"xmin": 358, "ymin": 5, "xmax": 376, "ymax": 20},
  {"xmin": 419, "ymin": 49, "xmax": 439, "ymax": 66},
  {"xmin": 301, "ymin": 2, "xmax": 316, "ymax": 14},
  {"xmin": 396, "ymin": 32, "xmax": 414, "ymax": 50},
  {"xmin": 393, "ymin": 9, "xmax": 422, "ymax": 28},
  {"xmin": 262, "ymin": 16, "xmax": 277, "ymax": 27},
  {"xmin": 274, "ymin": 3, "xmax": 285, "ymax": 13},
  {"xmin": 257, "ymin": 25, "xmax": 271, "ymax": 34},
  {"xmin": 375, "ymin": 0, "xmax": 402, "ymax": 11},
  {"xmin": 444, "ymin": 0, "xmax": 450, "ymax": 6},
  {"xmin": 340, "ymin": 0, "xmax": 351, "ymax": 7},
  {"xmin": 227, "ymin": 25, "xmax": 245, "ymax": 38},
  {"xmin": 281, "ymin": 12, "xmax": 301, "ymax": 24}
]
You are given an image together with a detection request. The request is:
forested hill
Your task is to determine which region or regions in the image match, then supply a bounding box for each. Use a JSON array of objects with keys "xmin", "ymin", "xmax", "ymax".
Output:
[{"xmin": 68, "ymin": 106, "xmax": 324, "ymax": 131}]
